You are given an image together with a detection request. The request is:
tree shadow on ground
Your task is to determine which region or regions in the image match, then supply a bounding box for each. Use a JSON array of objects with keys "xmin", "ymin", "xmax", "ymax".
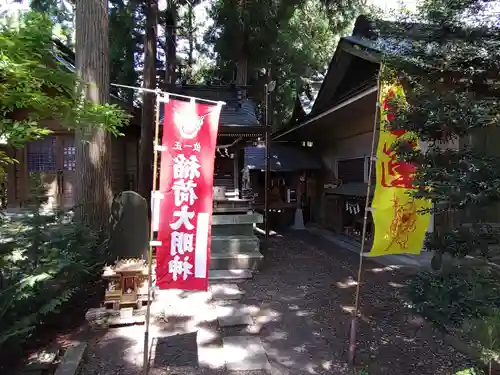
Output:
[
  {"xmin": 1, "ymin": 282, "xmax": 106, "ymax": 374},
  {"xmin": 80, "ymin": 334, "xmax": 142, "ymax": 375},
  {"xmin": 234, "ymin": 230, "xmax": 478, "ymax": 375},
  {"xmin": 79, "ymin": 230, "xmax": 480, "ymax": 375},
  {"xmin": 151, "ymin": 332, "xmax": 198, "ymax": 368}
]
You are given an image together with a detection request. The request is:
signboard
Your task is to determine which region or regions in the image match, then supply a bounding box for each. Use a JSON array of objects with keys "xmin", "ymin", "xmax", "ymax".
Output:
[{"xmin": 155, "ymin": 99, "xmax": 222, "ymax": 290}]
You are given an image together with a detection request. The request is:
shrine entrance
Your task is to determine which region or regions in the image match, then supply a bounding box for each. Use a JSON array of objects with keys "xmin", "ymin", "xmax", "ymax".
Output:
[
  {"xmin": 3, "ymin": 134, "xmax": 76, "ymax": 210},
  {"xmin": 24, "ymin": 134, "xmax": 76, "ymax": 209}
]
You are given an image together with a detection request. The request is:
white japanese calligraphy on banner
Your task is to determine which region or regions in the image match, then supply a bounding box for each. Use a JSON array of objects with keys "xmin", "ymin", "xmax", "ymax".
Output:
[
  {"xmin": 168, "ymin": 151, "xmax": 201, "ymax": 281},
  {"xmin": 156, "ymin": 99, "xmax": 222, "ymax": 292}
]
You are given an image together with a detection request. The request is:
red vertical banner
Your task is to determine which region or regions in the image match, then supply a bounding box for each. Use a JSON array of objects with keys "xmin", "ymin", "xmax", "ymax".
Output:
[{"xmin": 156, "ymin": 98, "xmax": 222, "ymax": 291}]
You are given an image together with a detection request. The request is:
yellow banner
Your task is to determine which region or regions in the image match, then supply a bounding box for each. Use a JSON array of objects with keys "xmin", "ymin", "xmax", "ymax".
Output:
[{"xmin": 368, "ymin": 84, "xmax": 432, "ymax": 257}]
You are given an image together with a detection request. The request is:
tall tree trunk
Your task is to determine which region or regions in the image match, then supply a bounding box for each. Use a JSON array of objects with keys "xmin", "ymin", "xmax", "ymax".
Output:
[
  {"xmin": 74, "ymin": 0, "xmax": 112, "ymax": 234},
  {"xmin": 126, "ymin": 0, "xmax": 138, "ymax": 106},
  {"xmin": 165, "ymin": 0, "xmax": 177, "ymax": 87},
  {"xmin": 187, "ymin": 3, "xmax": 194, "ymax": 80},
  {"xmin": 138, "ymin": 0, "xmax": 158, "ymax": 214},
  {"xmin": 235, "ymin": 0, "xmax": 247, "ymax": 86}
]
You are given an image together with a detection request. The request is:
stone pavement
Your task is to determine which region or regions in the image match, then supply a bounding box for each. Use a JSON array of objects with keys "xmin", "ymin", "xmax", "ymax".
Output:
[
  {"xmin": 80, "ymin": 277, "xmax": 275, "ymax": 374},
  {"xmin": 306, "ymin": 224, "xmax": 433, "ymax": 270},
  {"xmin": 80, "ymin": 230, "xmax": 474, "ymax": 375}
]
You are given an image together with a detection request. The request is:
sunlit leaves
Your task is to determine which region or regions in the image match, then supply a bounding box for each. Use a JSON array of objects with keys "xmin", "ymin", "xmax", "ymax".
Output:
[
  {"xmin": 0, "ymin": 11, "xmax": 129, "ymax": 176},
  {"xmin": 0, "ymin": 189, "xmax": 105, "ymax": 347},
  {"xmin": 377, "ymin": 0, "xmax": 500, "ymax": 254},
  {"xmin": 206, "ymin": 0, "xmax": 361, "ymax": 128}
]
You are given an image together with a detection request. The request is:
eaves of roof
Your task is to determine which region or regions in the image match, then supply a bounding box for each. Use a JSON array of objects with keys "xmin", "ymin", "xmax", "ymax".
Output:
[
  {"xmin": 272, "ymin": 30, "xmax": 381, "ymax": 141},
  {"xmin": 52, "ymin": 39, "xmax": 136, "ymax": 115}
]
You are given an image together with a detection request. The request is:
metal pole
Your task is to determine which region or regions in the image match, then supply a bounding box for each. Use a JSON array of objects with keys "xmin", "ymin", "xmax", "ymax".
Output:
[
  {"xmin": 264, "ymin": 85, "xmax": 270, "ymax": 240},
  {"xmin": 348, "ymin": 74, "xmax": 382, "ymax": 366},
  {"xmin": 142, "ymin": 93, "xmax": 163, "ymax": 375}
]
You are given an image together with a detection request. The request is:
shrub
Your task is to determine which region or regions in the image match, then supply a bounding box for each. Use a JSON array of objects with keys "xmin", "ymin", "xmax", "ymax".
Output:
[
  {"xmin": 0, "ymin": 197, "xmax": 107, "ymax": 351},
  {"xmin": 406, "ymin": 267, "xmax": 500, "ymax": 330}
]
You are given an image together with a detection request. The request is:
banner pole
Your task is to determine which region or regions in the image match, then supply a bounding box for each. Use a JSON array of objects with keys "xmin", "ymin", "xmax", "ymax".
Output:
[
  {"xmin": 348, "ymin": 72, "xmax": 382, "ymax": 366},
  {"xmin": 110, "ymin": 83, "xmax": 225, "ymax": 106},
  {"xmin": 142, "ymin": 93, "xmax": 163, "ymax": 375}
]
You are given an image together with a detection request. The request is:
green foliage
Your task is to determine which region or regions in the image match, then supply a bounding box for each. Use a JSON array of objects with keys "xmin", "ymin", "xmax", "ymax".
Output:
[
  {"xmin": 0, "ymin": 182, "xmax": 107, "ymax": 348},
  {"xmin": 109, "ymin": 0, "xmax": 143, "ymax": 105},
  {"xmin": 463, "ymin": 309, "xmax": 500, "ymax": 364},
  {"xmin": 0, "ymin": 11, "xmax": 130, "ymax": 175},
  {"xmin": 205, "ymin": 0, "xmax": 363, "ymax": 128},
  {"xmin": 29, "ymin": 0, "xmax": 74, "ymax": 45},
  {"xmin": 375, "ymin": 0, "xmax": 500, "ymax": 261},
  {"xmin": 425, "ymin": 224, "xmax": 500, "ymax": 259},
  {"xmin": 455, "ymin": 369, "xmax": 484, "ymax": 375},
  {"xmin": 270, "ymin": 0, "xmax": 342, "ymax": 127},
  {"xmin": 406, "ymin": 267, "xmax": 500, "ymax": 329}
]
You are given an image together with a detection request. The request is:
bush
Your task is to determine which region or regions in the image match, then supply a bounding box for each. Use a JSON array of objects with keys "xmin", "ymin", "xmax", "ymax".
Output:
[
  {"xmin": 408, "ymin": 267, "xmax": 500, "ymax": 371},
  {"xmin": 0, "ymin": 200, "xmax": 107, "ymax": 350},
  {"xmin": 406, "ymin": 267, "xmax": 500, "ymax": 330}
]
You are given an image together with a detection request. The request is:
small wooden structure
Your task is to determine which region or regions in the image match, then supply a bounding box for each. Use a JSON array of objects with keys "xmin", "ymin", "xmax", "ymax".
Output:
[
  {"xmin": 242, "ymin": 142, "xmax": 322, "ymax": 229},
  {"xmin": 102, "ymin": 258, "xmax": 151, "ymax": 310}
]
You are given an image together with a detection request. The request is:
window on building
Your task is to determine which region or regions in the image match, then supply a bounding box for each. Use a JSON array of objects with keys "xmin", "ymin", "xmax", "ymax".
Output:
[
  {"xmin": 62, "ymin": 137, "xmax": 76, "ymax": 171},
  {"xmin": 337, "ymin": 158, "xmax": 365, "ymax": 183},
  {"xmin": 301, "ymin": 141, "xmax": 314, "ymax": 147},
  {"xmin": 27, "ymin": 136, "xmax": 56, "ymax": 172}
]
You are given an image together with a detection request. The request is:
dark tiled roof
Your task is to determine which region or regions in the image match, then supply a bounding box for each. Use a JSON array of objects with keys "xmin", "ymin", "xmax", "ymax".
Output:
[
  {"xmin": 325, "ymin": 182, "xmax": 369, "ymax": 197},
  {"xmin": 219, "ymin": 99, "xmax": 260, "ymax": 126},
  {"xmin": 244, "ymin": 143, "xmax": 322, "ymax": 172},
  {"xmin": 158, "ymin": 99, "xmax": 260, "ymax": 127},
  {"xmin": 177, "ymin": 85, "xmax": 260, "ymax": 127}
]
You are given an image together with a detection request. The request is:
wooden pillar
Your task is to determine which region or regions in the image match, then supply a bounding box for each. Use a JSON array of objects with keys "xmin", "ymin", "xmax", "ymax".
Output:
[
  {"xmin": 5, "ymin": 147, "xmax": 17, "ymax": 208},
  {"xmin": 20, "ymin": 147, "xmax": 29, "ymax": 207},
  {"xmin": 233, "ymin": 151, "xmax": 239, "ymax": 198}
]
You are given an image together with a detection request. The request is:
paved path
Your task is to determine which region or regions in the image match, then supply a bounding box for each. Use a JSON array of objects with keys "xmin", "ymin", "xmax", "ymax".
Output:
[{"xmin": 80, "ymin": 231, "xmax": 474, "ymax": 375}]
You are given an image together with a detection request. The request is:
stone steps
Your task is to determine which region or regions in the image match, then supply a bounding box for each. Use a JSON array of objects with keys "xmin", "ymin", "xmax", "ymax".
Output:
[
  {"xmin": 211, "ymin": 224, "xmax": 254, "ymax": 236},
  {"xmin": 217, "ymin": 303, "xmax": 253, "ymax": 327},
  {"xmin": 209, "ymin": 269, "xmax": 252, "ymax": 282},
  {"xmin": 222, "ymin": 336, "xmax": 271, "ymax": 371},
  {"xmin": 210, "ymin": 283, "xmax": 245, "ymax": 301},
  {"xmin": 210, "ymin": 251, "xmax": 263, "ymax": 271},
  {"xmin": 212, "ymin": 213, "xmax": 263, "ymax": 226},
  {"xmin": 209, "ymin": 212, "xmax": 263, "ymax": 276},
  {"xmin": 211, "ymin": 235, "xmax": 260, "ymax": 254}
]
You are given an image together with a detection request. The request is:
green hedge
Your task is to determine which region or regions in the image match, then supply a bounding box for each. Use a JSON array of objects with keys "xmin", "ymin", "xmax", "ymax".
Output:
[
  {"xmin": 407, "ymin": 267, "xmax": 500, "ymax": 329},
  {"xmin": 0, "ymin": 208, "xmax": 106, "ymax": 350}
]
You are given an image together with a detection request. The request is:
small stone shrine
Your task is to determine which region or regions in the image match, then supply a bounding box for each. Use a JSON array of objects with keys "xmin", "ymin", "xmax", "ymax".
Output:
[{"xmin": 103, "ymin": 258, "xmax": 151, "ymax": 310}]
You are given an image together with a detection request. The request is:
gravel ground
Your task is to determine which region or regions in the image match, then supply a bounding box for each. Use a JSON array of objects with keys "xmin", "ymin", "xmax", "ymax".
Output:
[
  {"xmin": 238, "ymin": 231, "xmax": 474, "ymax": 375},
  {"xmin": 79, "ymin": 230, "xmax": 474, "ymax": 375}
]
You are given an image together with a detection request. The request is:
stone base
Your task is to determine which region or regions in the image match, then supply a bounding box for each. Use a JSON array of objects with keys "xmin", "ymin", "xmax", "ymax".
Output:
[
  {"xmin": 85, "ymin": 307, "xmax": 145, "ymax": 328},
  {"xmin": 222, "ymin": 336, "xmax": 270, "ymax": 371}
]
